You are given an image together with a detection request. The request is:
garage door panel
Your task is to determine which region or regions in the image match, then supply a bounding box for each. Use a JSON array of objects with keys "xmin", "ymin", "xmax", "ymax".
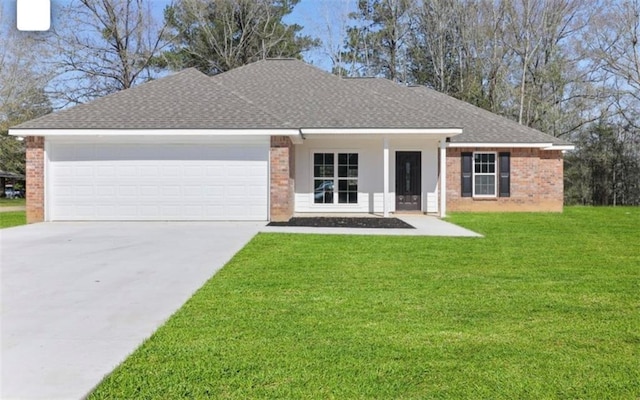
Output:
[
  {"xmin": 49, "ymin": 142, "xmax": 268, "ymax": 221},
  {"xmin": 97, "ymin": 186, "xmax": 116, "ymax": 196},
  {"xmin": 97, "ymin": 166, "xmax": 115, "ymax": 176},
  {"xmin": 117, "ymin": 166, "xmax": 137, "ymax": 176},
  {"xmin": 139, "ymin": 186, "xmax": 158, "ymax": 196},
  {"xmin": 205, "ymin": 166, "xmax": 224, "ymax": 176},
  {"xmin": 75, "ymin": 167, "xmax": 93, "ymax": 177},
  {"xmin": 139, "ymin": 205, "xmax": 160, "ymax": 217},
  {"xmin": 118, "ymin": 186, "xmax": 139, "ymax": 197}
]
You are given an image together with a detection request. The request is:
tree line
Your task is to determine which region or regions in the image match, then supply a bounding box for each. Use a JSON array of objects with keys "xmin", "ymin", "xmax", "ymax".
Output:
[{"xmin": 1, "ymin": 0, "xmax": 638, "ymax": 205}]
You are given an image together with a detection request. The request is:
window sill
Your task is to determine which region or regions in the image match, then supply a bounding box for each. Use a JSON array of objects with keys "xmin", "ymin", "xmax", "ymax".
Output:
[
  {"xmin": 311, "ymin": 204, "xmax": 361, "ymax": 207},
  {"xmin": 472, "ymin": 196, "xmax": 498, "ymax": 201}
]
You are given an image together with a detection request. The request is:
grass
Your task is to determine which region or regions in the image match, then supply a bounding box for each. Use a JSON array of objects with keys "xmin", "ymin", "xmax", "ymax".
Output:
[
  {"xmin": 0, "ymin": 197, "xmax": 25, "ymax": 207},
  {"xmin": 88, "ymin": 207, "xmax": 639, "ymax": 399},
  {"xmin": 0, "ymin": 211, "xmax": 26, "ymax": 229}
]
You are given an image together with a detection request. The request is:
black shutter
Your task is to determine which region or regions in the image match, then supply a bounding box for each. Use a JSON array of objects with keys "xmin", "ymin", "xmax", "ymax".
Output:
[
  {"xmin": 499, "ymin": 152, "xmax": 510, "ymax": 197},
  {"xmin": 461, "ymin": 152, "xmax": 472, "ymax": 197}
]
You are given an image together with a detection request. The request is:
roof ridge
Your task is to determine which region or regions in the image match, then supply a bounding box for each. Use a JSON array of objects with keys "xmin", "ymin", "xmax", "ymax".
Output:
[
  {"xmin": 13, "ymin": 68, "xmax": 209, "ymax": 129},
  {"xmin": 263, "ymin": 57, "xmax": 298, "ymax": 61},
  {"xmin": 212, "ymin": 78, "xmax": 292, "ymax": 128},
  {"xmin": 213, "ymin": 60, "xmax": 269, "ymax": 78},
  {"xmin": 212, "ymin": 58, "xmax": 311, "ymax": 79},
  {"xmin": 344, "ymin": 78, "xmax": 460, "ymax": 128}
]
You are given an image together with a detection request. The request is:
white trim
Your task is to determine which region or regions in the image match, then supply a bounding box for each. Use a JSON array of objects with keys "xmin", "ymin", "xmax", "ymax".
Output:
[
  {"xmin": 40, "ymin": 135, "xmax": 270, "ymax": 145},
  {"xmin": 544, "ymin": 145, "xmax": 575, "ymax": 150},
  {"xmin": 448, "ymin": 142, "xmax": 553, "ymax": 148},
  {"xmin": 472, "ymin": 151, "xmax": 498, "ymax": 198},
  {"xmin": 449, "ymin": 142, "xmax": 575, "ymax": 150},
  {"xmin": 383, "ymin": 138, "xmax": 390, "ymax": 217},
  {"xmin": 448, "ymin": 142, "xmax": 574, "ymax": 150},
  {"xmin": 9, "ymin": 128, "xmax": 302, "ymax": 137},
  {"xmin": 44, "ymin": 138, "xmax": 50, "ymax": 222},
  {"xmin": 301, "ymin": 128, "xmax": 462, "ymax": 136},
  {"xmin": 439, "ymin": 140, "xmax": 447, "ymax": 217},
  {"xmin": 267, "ymin": 147, "xmax": 272, "ymax": 222}
]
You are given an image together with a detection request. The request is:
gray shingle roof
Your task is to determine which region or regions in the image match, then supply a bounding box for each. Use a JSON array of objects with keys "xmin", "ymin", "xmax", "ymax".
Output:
[
  {"xmin": 13, "ymin": 59, "xmax": 571, "ymax": 145},
  {"xmin": 213, "ymin": 59, "xmax": 456, "ymax": 129},
  {"xmin": 14, "ymin": 68, "xmax": 286, "ymax": 130},
  {"xmin": 345, "ymin": 77, "xmax": 570, "ymax": 145}
]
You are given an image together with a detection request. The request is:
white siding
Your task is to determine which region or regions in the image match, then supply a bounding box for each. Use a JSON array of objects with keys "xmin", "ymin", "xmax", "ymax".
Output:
[{"xmin": 294, "ymin": 137, "xmax": 439, "ymax": 214}]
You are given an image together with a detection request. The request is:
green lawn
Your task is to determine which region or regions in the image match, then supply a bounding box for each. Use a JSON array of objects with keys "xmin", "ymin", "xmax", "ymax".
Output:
[
  {"xmin": 89, "ymin": 207, "xmax": 639, "ymax": 399},
  {"xmin": 0, "ymin": 197, "xmax": 25, "ymax": 207},
  {"xmin": 0, "ymin": 211, "xmax": 26, "ymax": 229}
]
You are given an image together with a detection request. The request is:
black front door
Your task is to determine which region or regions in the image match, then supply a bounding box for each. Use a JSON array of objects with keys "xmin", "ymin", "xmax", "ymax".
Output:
[{"xmin": 396, "ymin": 151, "xmax": 421, "ymax": 211}]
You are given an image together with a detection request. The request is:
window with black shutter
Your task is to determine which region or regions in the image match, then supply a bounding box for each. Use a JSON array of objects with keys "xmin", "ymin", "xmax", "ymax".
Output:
[
  {"xmin": 473, "ymin": 153, "xmax": 497, "ymax": 196},
  {"xmin": 463, "ymin": 151, "xmax": 506, "ymax": 197}
]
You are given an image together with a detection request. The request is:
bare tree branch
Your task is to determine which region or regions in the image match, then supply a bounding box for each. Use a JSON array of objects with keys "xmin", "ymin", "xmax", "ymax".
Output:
[{"xmin": 48, "ymin": 0, "xmax": 172, "ymax": 104}]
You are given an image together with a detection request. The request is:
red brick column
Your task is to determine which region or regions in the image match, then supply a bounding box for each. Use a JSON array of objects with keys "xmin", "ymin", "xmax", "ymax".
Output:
[
  {"xmin": 26, "ymin": 136, "xmax": 45, "ymax": 223},
  {"xmin": 270, "ymin": 136, "xmax": 295, "ymax": 221}
]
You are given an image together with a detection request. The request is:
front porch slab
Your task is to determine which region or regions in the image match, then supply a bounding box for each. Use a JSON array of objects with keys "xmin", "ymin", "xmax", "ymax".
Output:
[{"xmin": 260, "ymin": 215, "xmax": 481, "ymax": 237}]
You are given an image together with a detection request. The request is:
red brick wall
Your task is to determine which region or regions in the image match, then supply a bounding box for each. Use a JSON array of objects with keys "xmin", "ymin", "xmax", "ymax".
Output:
[
  {"xmin": 446, "ymin": 147, "xmax": 564, "ymax": 212},
  {"xmin": 270, "ymin": 136, "xmax": 295, "ymax": 221},
  {"xmin": 26, "ymin": 136, "xmax": 45, "ymax": 223}
]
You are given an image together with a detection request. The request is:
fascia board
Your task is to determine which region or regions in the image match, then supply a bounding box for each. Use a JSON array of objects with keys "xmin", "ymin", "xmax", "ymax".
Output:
[
  {"xmin": 9, "ymin": 128, "xmax": 302, "ymax": 137},
  {"xmin": 447, "ymin": 142, "xmax": 552, "ymax": 148},
  {"xmin": 300, "ymin": 128, "xmax": 463, "ymax": 136}
]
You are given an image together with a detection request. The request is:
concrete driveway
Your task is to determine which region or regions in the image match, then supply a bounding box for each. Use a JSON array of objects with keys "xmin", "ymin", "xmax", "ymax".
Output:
[{"xmin": 1, "ymin": 222, "xmax": 262, "ymax": 400}]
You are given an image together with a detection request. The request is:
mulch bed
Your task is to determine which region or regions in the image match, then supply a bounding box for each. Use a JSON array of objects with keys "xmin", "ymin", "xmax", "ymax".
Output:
[{"xmin": 268, "ymin": 217, "xmax": 415, "ymax": 229}]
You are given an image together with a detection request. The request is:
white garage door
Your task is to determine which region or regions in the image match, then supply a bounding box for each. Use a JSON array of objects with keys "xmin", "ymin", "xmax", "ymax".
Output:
[{"xmin": 48, "ymin": 141, "xmax": 269, "ymax": 221}]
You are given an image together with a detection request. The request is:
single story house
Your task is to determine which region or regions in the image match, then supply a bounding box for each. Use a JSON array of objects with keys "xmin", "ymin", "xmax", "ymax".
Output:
[{"xmin": 10, "ymin": 59, "xmax": 573, "ymax": 223}]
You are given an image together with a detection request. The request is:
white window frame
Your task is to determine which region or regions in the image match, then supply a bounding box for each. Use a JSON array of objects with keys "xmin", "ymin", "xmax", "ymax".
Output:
[
  {"xmin": 472, "ymin": 151, "xmax": 498, "ymax": 198},
  {"xmin": 311, "ymin": 151, "xmax": 359, "ymax": 206}
]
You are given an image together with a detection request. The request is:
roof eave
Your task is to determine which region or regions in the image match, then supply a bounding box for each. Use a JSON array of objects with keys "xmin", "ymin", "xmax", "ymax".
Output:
[
  {"xmin": 447, "ymin": 142, "xmax": 575, "ymax": 150},
  {"xmin": 300, "ymin": 128, "xmax": 463, "ymax": 136},
  {"xmin": 448, "ymin": 142, "xmax": 545, "ymax": 148},
  {"xmin": 544, "ymin": 145, "xmax": 575, "ymax": 151},
  {"xmin": 9, "ymin": 128, "xmax": 302, "ymax": 137}
]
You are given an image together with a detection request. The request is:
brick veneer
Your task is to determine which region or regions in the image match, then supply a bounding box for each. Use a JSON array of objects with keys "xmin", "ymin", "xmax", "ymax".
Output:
[
  {"xmin": 270, "ymin": 136, "xmax": 295, "ymax": 221},
  {"xmin": 446, "ymin": 147, "xmax": 564, "ymax": 212},
  {"xmin": 26, "ymin": 136, "xmax": 45, "ymax": 223}
]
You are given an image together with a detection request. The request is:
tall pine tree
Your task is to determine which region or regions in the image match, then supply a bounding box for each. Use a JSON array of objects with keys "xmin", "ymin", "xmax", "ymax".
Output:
[
  {"xmin": 342, "ymin": 0, "xmax": 413, "ymax": 81},
  {"xmin": 160, "ymin": 0, "xmax": 318, "ymax": 75}
]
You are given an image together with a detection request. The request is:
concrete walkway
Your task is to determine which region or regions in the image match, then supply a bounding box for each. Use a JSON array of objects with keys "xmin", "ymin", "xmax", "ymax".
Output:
[
  {"xmin": 261, "ymin": 214, "xmax": 481, "ymax": 237},
  {"xmin": 1, "ymin": 222, "xmax": 262, "ymax": 400},
  {"xmin": 0, "ymin": 206, "xmax": 25, "ymax": 212}
]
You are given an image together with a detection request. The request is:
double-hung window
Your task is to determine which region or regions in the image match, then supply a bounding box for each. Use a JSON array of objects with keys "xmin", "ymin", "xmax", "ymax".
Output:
[
  {"xmin": 473, "ymin": 152, "xmax": 497, "ymax": 197},
  {"xmin": 313, "ymin": 152, "xmax": 358, "ymax": 204},
  {"xmin": 462, "ymin": 151, "xmax": 510, "ymax": 198}
]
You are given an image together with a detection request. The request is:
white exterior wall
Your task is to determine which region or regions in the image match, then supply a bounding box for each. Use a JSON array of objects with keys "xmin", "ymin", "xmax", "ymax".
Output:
[{"xmin": 294, "ymin": 137, "xmax": 439, "ymax": 214}]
